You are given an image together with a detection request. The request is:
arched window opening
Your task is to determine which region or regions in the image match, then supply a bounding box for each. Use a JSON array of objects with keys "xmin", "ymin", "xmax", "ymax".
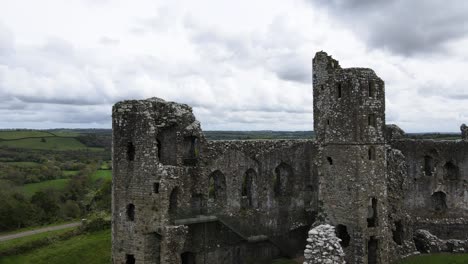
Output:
[
  {"xmin": 424, "ymin": 155, "xmax": 433, "ymax": 176},
  {"xmin": 274, "ymin": 163, "xmax": 293, "ymax": 197},
  {"xmin": 392, "ymin": 220, "xmax": 403, "ymax": 245},
  {"xmin": 127, "ymin": 204, "xmax": 135, "ymax": 221},
  {"xmin": 126, "ymin": 254, "xmax": 135, "ymax": 264},
  {"xmin": 368, "ymin": 236, "xmax": 379, "ymax": 264},
  {"xmin": 367, "ymin": 198, "xmax": 378, "ymax": 227},
  {"xmin": 443, "ymin": 161, "xmax": 459, "ymax": 181},
  {"xmin": 326, "ymin": 157, "xmax": 333, "ymax": 165},
  {"xmin": 335, "ymin": 224, "xmax": 350, "ymax": 248},
  {"xmin": 208, "ymin": 170, "xmax": 226, "ymax": 202},
  {"xmin": 368, "ymin": 114, "xmax": 376, "ymax": 127},
  {"xmin": 241, "ymin": 169, "xmax": 255, "ymax": 208},
  {"xmin": 183, "ymin": 136, "xmax": 199, "ymax": 166},
  {"xmin": 368, "ymin": 147, "xmax": 376, "ymax": 160},
  {"xmin": 169, "ymin": 187, "xmax": 179, "ymax": 214},
  {"xmin": 181, "ymin": 252, "xmax": 196, "ymax": 264},
  {"xmin": 368, "ymin": 80, "xmax": 375, "ymax": 98},
  {"xmin": 431, "ymin": 191, "xmax": 447, "ymax": 212},
  {"xmin": 126, "ymin": 142, "xmax": 135, "ymax": 161}
]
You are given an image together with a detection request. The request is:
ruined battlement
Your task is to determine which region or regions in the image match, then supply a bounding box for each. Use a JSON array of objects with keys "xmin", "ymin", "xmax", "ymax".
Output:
[{"xmin": 112, "ymin": 52, "xmax": 467, "ymax": 264}]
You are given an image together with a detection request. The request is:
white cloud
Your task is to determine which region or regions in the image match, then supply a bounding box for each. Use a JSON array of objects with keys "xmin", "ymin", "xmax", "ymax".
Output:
[{"xmin": 0, "ymin": 0, "xmax": 466, "ymax": 132}]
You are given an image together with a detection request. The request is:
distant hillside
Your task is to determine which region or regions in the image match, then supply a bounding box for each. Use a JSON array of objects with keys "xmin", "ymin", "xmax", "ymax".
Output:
[{"xmin": 203, "ymin": 131, "xmax": 315, "ymax": 140}]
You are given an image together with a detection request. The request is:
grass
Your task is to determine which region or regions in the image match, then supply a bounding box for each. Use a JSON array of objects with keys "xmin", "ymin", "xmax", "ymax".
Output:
[
  {"xmin": 0, "ymin": 227, "xmax": 76, "ymax": 252},
  {"xmin": 0, "ymin": 137, "xmax": 89, "ymax": 151},
  {"xmin": 0, "ymin": 221, "xmax": 78, "ymax": 237},
  {"xmin": 399, "ymin": 253, "xmax": 468, "ymax": 264},
  {"xmin": 0, "ymin": 162, "xmax": 40, "ymax": 167},
  {"xmin": 271, "ymin": 259, "xmax": 298, "ymax": 264},
  {"xmin": 63, "ymin": 170, "xmax": 79, "ymax": 177},
  {"xmin": 0, "ymin": 131, "xmax": 53, "ymax": 140},
  {"xmin": 91, "ymin": 170, "xmax": 112, "ymax": 182},
  {"xmin": 17, "ymin": 179, "xmax": 70, "ymax": 197},
  {"xmin": 0, "ymin": 229, "xmax": 110, "ymax": 264},
  {"xmin": 47, "ymin": 131, "xmax": 81, "ymax": 137}
]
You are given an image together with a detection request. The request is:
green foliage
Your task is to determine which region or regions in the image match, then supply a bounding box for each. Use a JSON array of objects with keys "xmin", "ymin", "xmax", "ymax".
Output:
[
  {"xmin": 80, "ymin": 217, "xmax": 111, "ymax": 233},
  {"xmin": 0, "ymin": 229, "xmax": 111, "ymax": 264},
  {"xmin": 399, "ymin": 253, "xmax": 468, "ymax": 264}
]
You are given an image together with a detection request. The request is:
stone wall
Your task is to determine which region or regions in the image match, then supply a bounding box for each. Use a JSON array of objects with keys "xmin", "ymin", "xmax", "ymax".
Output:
[{"xmin": 112, "ymin": 52, "xmax": 468, "ymax": 264}]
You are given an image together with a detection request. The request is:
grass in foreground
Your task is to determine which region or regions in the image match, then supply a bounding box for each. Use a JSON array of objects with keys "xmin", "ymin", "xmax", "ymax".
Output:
[
  {"xmin": 0, "ymin": 229, "xmax": 110, "ymax": 264},
  {"xmin": 399, "ymin": 253, "xmax": 468, "ymax": 264}
]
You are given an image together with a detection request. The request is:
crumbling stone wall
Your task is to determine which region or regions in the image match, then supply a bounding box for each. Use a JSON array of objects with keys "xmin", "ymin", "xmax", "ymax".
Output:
[
  {"xmin": 303, "ymin": 224, "xmax": 345, "ymax": 264},
  {"xmin": 462, "ymin": 124, "xmax": 468, "ymax": 141},
  {"xmin": 112, "ymin": 98, "xmax": 318, "ymax": 264},
  {"xmin": 112, "ymin": 52, "xmax": 468, "ymax": 264}
]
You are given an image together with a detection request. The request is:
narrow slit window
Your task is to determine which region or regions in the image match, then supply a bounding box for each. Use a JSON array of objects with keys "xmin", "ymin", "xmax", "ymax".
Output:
[
  {"xmin": 326, "ymin": 157, "xmax": 333, "ymax": 165},
  {"xmin": 127, "ymin": 142, "xmax": 135, "ymax": 161},
  {"xmin": 153, "ymin": 182, "xmax": 160, "ymax": 193},
  {"xmin": 368, "ymin": 114, "xmax": 376, "ymax": 127},
  {"xmin": 127, "ymin": 204, "xmax": 135, "ymax": 221},
  {"xmin": 336, "ymin": 83, "xmax": 342, "ymax": 98},
  {"xmin": 368, "ymin": 80, "xmax": 375, "ymax": 98},
  {"xmin": 368, "ymin": 147, "xmax": 376, "ymax": 160}
]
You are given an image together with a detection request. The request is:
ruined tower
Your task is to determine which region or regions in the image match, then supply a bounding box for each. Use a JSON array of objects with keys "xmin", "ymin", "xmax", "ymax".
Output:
[
  {"xmin": 313, "ymin": 51, "xmax": 392, "ymax": 264},
  {"xmin": 112, "ymin": 98, "xmax": 204, "ymax": 264}
]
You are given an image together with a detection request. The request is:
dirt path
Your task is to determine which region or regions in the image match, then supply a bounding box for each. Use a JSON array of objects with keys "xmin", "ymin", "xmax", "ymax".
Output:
[{"xmin": 0, "ymin": 222, "xmax": 81, "ymax": 242}]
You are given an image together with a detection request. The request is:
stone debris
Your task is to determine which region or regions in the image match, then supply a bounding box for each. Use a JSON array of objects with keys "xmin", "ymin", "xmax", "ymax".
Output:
[
  {"xmin": 303, "ymin": 224, "xmax": 346, "ymax": 264},
  {"xmin": 414, "ymin": 229, "xmax": 468, "ymax": 254}
]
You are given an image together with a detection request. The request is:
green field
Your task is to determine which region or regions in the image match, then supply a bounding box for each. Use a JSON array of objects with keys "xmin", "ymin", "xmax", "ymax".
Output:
[
  {"xmin": 0, "ymin": 131, "xmax": 54, "ymax": 140},
  {"xmin": 17, "ymin": 179, "xmax": 70, "ymax": 196},
  {"xmin": 0, "ymin": 137, "xmax": 91, "ymax": 151},
  {"xmin": 399, "ymin": 253, "xmax": 468, "ymax": 264},
  {"xmin": 91, "ymin": 170, "xmax": 112, "ymax": 182},
  {"xmin": 63, "ymin": 170, "xmax": 79, "ymax": 176},
  {"xmin": 0, "ymin": 162, "xmax": 40, "ymax": 167},
  {"xmin": 0, "ymin": 229, "xmax": 110, "ymax": 264}
]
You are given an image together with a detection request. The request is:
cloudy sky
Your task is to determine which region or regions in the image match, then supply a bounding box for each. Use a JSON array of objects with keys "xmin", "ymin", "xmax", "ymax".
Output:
[{"xmin": 0, "ymin": 0, "xmax": 467, "ymax": 132}]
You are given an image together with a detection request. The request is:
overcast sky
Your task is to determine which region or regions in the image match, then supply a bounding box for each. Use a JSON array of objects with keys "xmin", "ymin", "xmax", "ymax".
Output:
[{"xmin": 0, "ymin": 0, "xmax": 467, "ymax": 132}]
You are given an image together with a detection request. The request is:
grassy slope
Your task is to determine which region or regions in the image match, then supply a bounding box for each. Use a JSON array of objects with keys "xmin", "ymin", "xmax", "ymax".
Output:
[
  {"xmin": 0, "ymin": 162, "xmax": 40, "ymax": 167},
  {"xmin": 91, "ymin": 170, "xmax": 112, "ymax": 182},
  {"xmin": 399, "ymin": 254, "xmax": 468, "ymax": 264},
  {"xmin": 0, "ymin": 131, "xmax": 53, "ymax": 140},
  {"xmin": 0, "ymin": 137, "xmax": 88, "ymax": 151},
  {"xmin": 0, "ymin": 227, "xmax": 76, "ymax": 252},
  {"xmin": 16, "ymin": 170, "xmax": 111, "ymax": 197},
  {"xmin": 0, "ymin": 229, "xmax": 110, "ymax": 264},
  {"xmin": 17, "ymin": 179, "xmax": 70, "ymax": 196}
]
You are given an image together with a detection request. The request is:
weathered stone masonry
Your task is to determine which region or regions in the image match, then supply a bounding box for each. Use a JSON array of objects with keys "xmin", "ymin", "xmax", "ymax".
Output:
[{"xmin": 112, "ymin": 52, "xmax": 467, "ymax": 264}]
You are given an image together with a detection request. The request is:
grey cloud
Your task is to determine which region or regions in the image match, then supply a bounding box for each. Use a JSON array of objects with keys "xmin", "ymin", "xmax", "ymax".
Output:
[{"xmin": 310, "ymin": 0, "xmax": 468, "ymax": 56}]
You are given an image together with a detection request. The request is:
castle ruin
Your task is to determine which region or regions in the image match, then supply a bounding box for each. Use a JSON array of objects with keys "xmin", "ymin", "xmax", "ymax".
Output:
[{"xmin": 112, "ymin": 52, "xmax": 468, "ymax": 264}]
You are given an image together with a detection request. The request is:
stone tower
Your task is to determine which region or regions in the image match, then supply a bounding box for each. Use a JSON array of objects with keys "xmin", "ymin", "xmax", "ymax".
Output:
[
  {"xmin": 313, "ymin": 51, "xmax": 391, "ymax": 264},
  {"xmin": 112, "ymin": 98, "xmax": 204, "ymax": 264}
]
